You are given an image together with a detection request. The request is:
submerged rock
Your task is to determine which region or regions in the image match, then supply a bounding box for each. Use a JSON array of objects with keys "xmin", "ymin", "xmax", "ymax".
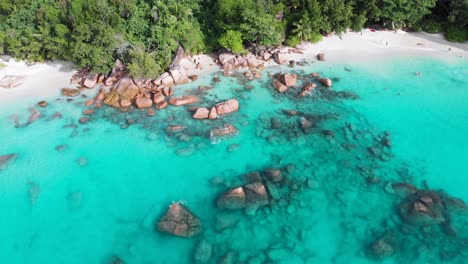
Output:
[
  {"xmin": 28, "ymin": 181, "xmax": 40, "ymax": 205},
  {"xmin": 157, "ymin": 202, "xmax": 202, "ymax": 237},
  {"xmin": 37, "ymin": 101, "xmax": 48, "ymax": 107},
  {"xmin": 264, "ymin": 168, "xmax": 282, "ymax": 183},
  {"xmin": 77, "ymin": 157, "xmax": 89, "ymax": 167},
  {"xmin": 244, "ymin": 182, "xmax": 269, "ymax": 208},
  {"xmin": 391, "ymin": 182, "xmax": 418, "ymax": 198},
  {"xmin": 368, "ymin": 238, "xmax": 395, "ymax": 259},
  {"xmin": 168, "ymin": 95, "xmax": 199, "ymax": 106},
  {"xmin": 26, "ymin": 108, "xmax": 41, "ymax": 126},
  {"xmin": 399, "ymin": 191, "xmax": 445, "ymax": 225},
  {"xmin": 0, "ymin": 153, "xmax": 17, "ymax": 170},
  {"xmin": 210, "ymin": 124, "xmax": 238, "ymax": 137},
  {"xmin": 217, "ymin": 187, "xmax": 246, "ymax": 209},
  {"xmin": 193, "ymin": 240, "xmax": 212, "ymax": 263},
  {"xmin": 62, "ymin": 88, "xmax": 80, "ymax": 97}
]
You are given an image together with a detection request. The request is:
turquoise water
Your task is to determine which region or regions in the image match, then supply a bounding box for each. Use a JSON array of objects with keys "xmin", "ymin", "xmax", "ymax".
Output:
[{"xmin": 0, "ymin": 56, "xmax": 467, "ymax": 264}]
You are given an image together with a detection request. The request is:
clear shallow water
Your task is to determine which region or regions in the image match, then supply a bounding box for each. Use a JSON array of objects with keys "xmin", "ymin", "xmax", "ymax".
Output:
[{"xmin": 0, "ymin": 56, "xmax": 467, "ymax": 264}]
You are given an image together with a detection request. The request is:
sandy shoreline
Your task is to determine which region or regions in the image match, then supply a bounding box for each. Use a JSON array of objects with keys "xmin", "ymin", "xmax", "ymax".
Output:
[{"xmin": 1, "ymin": 29, "xmax": 467, "ymax": 107}]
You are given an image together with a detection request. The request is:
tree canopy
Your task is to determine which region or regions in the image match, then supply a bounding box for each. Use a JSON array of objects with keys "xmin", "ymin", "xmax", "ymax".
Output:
[{"xmin": 0, "ymin": 0, "xmax": 465, "ymax": 76}]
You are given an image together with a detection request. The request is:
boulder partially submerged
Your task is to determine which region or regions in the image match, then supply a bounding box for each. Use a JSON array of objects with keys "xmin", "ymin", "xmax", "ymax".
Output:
[
  {"xmin": 280, "ymin": 73, "xmax": 297, "ymax": 87},
  {"xmin": 168, "ymin": 95, "xmax": 199, "ymax": 106},
  {"xmin": 273, "ymin": 79, "xmax": 288, "ymax": 93},
  {"xmin": 193, "ymin": 108, "xmax": 210, "ymax": 119},
  {"xmin": 135, "ymin": 97, "xmax": 152, "ymax": 109},
  {"xmin": 210, "ymin": 124, "xmax": 238, "ymax": 137},
  {"xmin": 157, "ymin": 202, "xmax": 202, "ymax": 237},
  {"xmin": 215, "ymin": 99, "xmax": 239, "ymax": 115},
  {"xmin": 318, "ymin": 78, "xmax": 332, "ymax": 87},
  {"xmin": 62, "ymin": 88, "xmax": 80, "ymax": 97},
  {"xmin": 217, "ymin": 182, "xmax": 270, "ymax": 210}
]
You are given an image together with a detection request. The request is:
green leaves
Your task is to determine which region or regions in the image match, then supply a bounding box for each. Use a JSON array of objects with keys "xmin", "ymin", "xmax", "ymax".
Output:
[
  {"xmin": 218, "ymin": 30, "xmax": 244, "ymax": 54},
  {"xmin": 0, "ymin": 0, "xmax": 464, "ymax": 77}
]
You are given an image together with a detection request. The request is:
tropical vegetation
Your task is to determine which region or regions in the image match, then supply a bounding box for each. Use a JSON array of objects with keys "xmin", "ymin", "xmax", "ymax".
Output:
[{"xmin": 0, "ymin": 0, "xmax": 466, "ymax": 77}]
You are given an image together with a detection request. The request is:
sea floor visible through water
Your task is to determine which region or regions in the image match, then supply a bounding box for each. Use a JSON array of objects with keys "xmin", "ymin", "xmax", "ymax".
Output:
[{"xmin": 0, "ymin": 55, "xmax": 467, "ymax": 264}]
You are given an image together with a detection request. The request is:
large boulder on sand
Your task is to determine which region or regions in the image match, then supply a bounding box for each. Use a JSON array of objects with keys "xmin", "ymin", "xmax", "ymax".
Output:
[
  {"xmin": 273, "ymin": 79, "xmax": 288, "ymax": 93},
  {"xmin": 217, "ymin": 187, "xmax": 246, "ymax": 209},
  {"xmin": 157, "ymin": 202, "xmax": 202, "ymax": 237},
  {"xmin": 218, "ymin": 53, "xmax": 236, "ymax": 65},
  {"xmin": 135, "ymin": 97, "xmax": 152, "ymax": 109},
  {"xmin": 61, "ymin": 88, "xmax": 80, "ymax": 97},
  {"xmin": 193, "ymin": 108, "xmax": 210, "ymax": 119},
  {"xmin": 273, "ymin": 52, "xmax": 288, "ymax": 65},
  {"xmin": 168, "ymin": 95, "xmax": 200, "ymax": 106},
  {"xmin": 169, "ymin": 66, "xmax": 190, "ymax": 85},
  {"xmin": 398, "ymin": 191, "xmax": 445, "ymax": 226},
  {"xmin": 154, "ymin": 72, "xmax": 175, "ymax": 87},
  {"xmin": 215, "ymin": 99, "xmax": 239, "ymax": 115},
  {"xmin": 83, "ymin": 74, "xmax": 98, "ymax": 88},
  {"xmin": 247, "ymin": 57, "xmax": 263, "ymax": 68},
  {"xmin": 0, "ymin": 153, "xmax": 17, "ymax": 170},
  {"xmin": 280, "ymin": 73, "xmax": 297, "ymax": 87},
  {"xmin": 104, "ymin": 77, "xmax": 140, "ymax": 107},
  {"xmin": 104, "ymin": 59, "xmax": 127, "ymax": 86}
]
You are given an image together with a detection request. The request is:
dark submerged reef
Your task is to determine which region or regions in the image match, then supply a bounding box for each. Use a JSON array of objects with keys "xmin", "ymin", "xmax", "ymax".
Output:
[{"xmin": 45, "ymin": 67, "xmax": 467, "ymax": 263}]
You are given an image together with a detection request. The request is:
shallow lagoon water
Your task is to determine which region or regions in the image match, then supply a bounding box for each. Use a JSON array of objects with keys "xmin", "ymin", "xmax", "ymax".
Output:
[{"xmin": 0, "ymin": 56, "xmax": 467, "ymax": 264}]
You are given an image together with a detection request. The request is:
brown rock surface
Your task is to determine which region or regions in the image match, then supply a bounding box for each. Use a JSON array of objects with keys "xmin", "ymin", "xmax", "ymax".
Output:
[
  {"xmin": 104, "ymin": 77, "xmax": 139, "ymax": 107},
  {"xmin": 273, "ymin": 79, "xmax": 288, "ymax": 93},
  {"xmin": 208, "ymin": 107, "xmax": 218, "ymax": 120},
  {"xmin": 135, "ymin": 97, "xmax": 152, "ymax": 109},
  {"xmin": 210, "ymin": 124, "xmax": 238, "ymax": 137},
  {"xmin": 217, "ymin": 187, "xmax": 246, "ymax": 209},
  {"xmin": 193, "ymin": 108, "xmax": 210, "ymax": 119},
  {"xmin": 169, "ymin": 66, "xmax": 190, "ymax": 85},
  {"xmin": 273, "ymin": 52, "xmax": 288, "ymax": 65},
  {"xmin": 157, "ymin": 202, "xmax": 202, "ymax": 237},
  {"xmin": 62, "ymin": 88, "xmax": 80, "ymax": 97},
  {"xmin": 168, "ymin": 95, "xmax": 199, "ymax": 106},
  {"xmin": 319, "ymin": 78, "xmax": 332, "ymax": 87},
  {"xmin": 281, "ymin": 73, "xmax": 297, "ymax": 87},
  {"xmin": 215, "ymin": 99, "xmax": 239, "ymax": 115}
]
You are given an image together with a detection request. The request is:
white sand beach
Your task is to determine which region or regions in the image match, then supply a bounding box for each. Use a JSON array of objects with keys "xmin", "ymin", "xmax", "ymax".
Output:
[{"xmin": 1, "ymin": 29, "xmax": 467, "ymax": 106}]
